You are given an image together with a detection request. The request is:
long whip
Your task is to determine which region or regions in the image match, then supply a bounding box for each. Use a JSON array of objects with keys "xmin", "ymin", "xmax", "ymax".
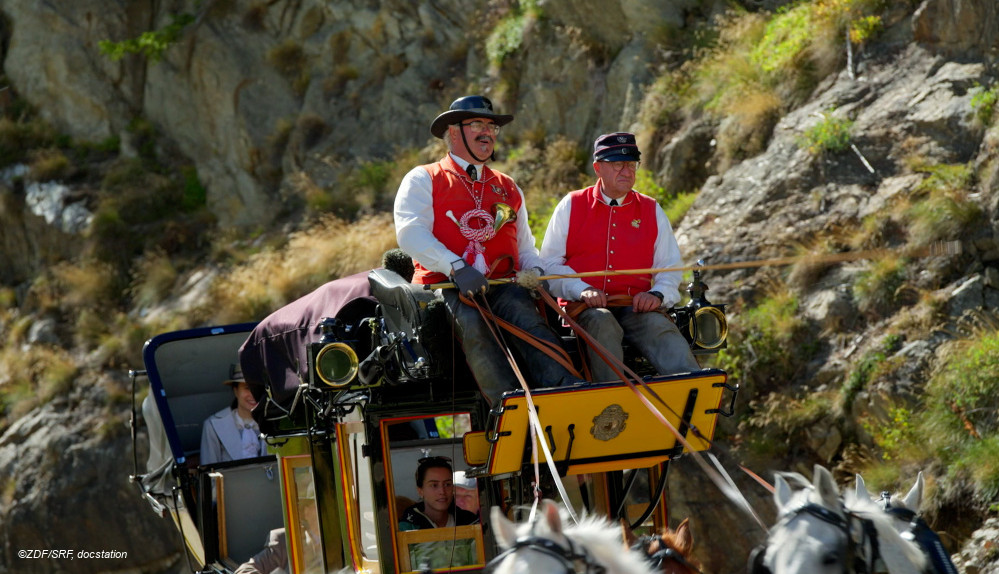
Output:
[{"xmin": 424, "ymin": 241, "xmax": 961, "ymax": 290}]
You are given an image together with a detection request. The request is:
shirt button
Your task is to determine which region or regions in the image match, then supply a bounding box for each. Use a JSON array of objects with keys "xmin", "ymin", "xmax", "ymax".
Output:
[
  {"xmin": 611, "ymin": 236, "xmax": 615, "ymax": 240},
  {"xmin": 610, "ymin": 251, "xmax": 614, "ymax": 254}
]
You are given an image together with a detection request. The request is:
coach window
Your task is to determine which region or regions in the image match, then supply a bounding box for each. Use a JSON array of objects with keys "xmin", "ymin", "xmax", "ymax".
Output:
[{"xmin": 382, "ymin": 413, "xmax": 484, "ymax": 573}]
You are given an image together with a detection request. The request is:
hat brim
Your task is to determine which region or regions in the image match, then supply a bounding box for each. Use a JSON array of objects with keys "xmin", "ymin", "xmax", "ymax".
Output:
[
  {"xmin": 430, "ymin": 110, "xmax": 513, "ymax": 138},
  {"xmin": 596, "ymin": 151, "xmax": 641, "ymax": 163}
]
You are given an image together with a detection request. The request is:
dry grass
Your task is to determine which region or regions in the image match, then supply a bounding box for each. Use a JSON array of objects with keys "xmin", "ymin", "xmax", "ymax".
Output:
[{"xmin": 206, "ymin": 213, "xmax": 398, "ymax": 323}]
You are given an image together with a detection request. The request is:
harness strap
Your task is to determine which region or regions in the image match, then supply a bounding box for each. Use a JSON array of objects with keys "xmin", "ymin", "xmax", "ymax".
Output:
[
  {"xmin": 538, "ymin": 289, "xmax": 768, "ymax": 531},
  {"xmin": 464, "ymin": 293, "xmax": 580, "ymax": 525},
  {"xmin": 459, "ymin": 292, "xmax": 581, "ymax": 378}
]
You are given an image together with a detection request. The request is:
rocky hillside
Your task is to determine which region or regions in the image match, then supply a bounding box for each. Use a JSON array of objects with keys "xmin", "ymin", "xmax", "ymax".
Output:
[{"xmin": 1, "ymin": 0, "xmax": 998, "ymax": 573}]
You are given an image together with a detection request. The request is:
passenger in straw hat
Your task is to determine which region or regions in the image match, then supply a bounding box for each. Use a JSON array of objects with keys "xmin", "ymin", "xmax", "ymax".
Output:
[
  {"xmin": 541, "ymin": 132, "xmax": 700, "ymax": 382},
  {"xmin": 199, "ymin": 362, "xmax": 267, "ymax": 465},
  {"xmin": 394, "ymin": 95, "xmax": 581, "ymax": 404}
]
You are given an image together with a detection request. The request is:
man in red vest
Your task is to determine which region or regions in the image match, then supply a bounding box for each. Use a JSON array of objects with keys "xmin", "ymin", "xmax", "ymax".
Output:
[
  {"xmin": 394, "ymin": 95, "xmax": 580, "ymax": 404},
  {"xmin": 540, "ymin": 132, "xmax": 699, "ymax": 382}
]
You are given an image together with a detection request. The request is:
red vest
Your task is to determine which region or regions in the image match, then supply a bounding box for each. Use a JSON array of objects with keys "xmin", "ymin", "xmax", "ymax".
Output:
[
  {"xmin": 411, "ymin": 156, "xmax": 523, "ymax": 284},
  {"xmin": 564, "ymin": 185, "xmax": 658, "ymax": 296}
]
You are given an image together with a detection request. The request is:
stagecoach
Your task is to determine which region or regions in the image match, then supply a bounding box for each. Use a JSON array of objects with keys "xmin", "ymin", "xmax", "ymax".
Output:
[{"xmin": 129, "ymin": 261, "xmax": 737, "ymax": 573}]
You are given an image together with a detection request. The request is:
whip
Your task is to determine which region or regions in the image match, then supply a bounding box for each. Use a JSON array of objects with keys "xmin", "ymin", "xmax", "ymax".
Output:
[{"xmin": 423, "ymin": 241, "xmax": 961, "ymax": 290}]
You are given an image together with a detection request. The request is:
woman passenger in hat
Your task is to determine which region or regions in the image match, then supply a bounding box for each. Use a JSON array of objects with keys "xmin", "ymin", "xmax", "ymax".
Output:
[
  {"xmin": 199, "ymin": 363, "xmax": 267, "ymax": 465},
  {"xmin": 393, "ymin": 95, "xmax": 581, "ymax": 404}
]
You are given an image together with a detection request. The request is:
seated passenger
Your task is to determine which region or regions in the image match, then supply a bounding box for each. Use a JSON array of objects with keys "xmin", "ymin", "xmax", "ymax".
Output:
[
  {"xmin": 453, "ymin": 470, "xmax": 480, "ymax": 518},
  {"xmin": 236, "ymin": 484, "xmax": 322, "ymax": 574},
  {"xmin": 200, "ymin": 364, "xmax": 266, "ymax": 465},
  {"xmin": 399, "ymin": 457, "xmax": 479, "ymax": 530},
  {"xmin": 234, "ymin": 528, "xmax": 288, "ymax": 574},
  {"xmin": 540, "ymin": 132, "xmax": 700, "ymax": 382}
]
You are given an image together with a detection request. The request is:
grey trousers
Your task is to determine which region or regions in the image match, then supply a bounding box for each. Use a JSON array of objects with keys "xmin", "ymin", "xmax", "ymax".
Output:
[
  {"xmin": 440, "ymin": 284, "xmax": 580, "ymax": 405},
  {"xmin": 575, "ymin": 306, "xmax": 700, "ymax": 382}
]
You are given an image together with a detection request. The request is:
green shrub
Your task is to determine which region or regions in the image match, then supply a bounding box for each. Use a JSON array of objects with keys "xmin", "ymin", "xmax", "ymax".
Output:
[
  {"xmin": 906, "ymin": 163, "xmax": 981, "ymax": 246},
  {"xmin": 841, "ymin": 333, "xmax": 903, "ymax": 411},
  {"xmin": 752, "ymin": 3, "xmax": 814, "ymax": 74},
  {"xmin": 800, "ymin": 111, "xmax": 853, "ymax": 154},
  {"xmin": 853, "ymin": 254, "xmax": 906, "ymax": 318},
  {"xmin": 971, "ymin": 82, "xmax": 998, "ymax": 125},
  {"xmin": 719, "ymin": 286, "xmax": 817, "ymax": 396},
  {"xmin": 99, "ymin": 13, "xmax": 194, "ymax": 63},
  {"xmin": 914, "ymin": 331, "xmax": 999, "ymax": 503},
  {"xmin": 485, "ymin": 0, "xmax": 542, "ymax": 67},
  {"xmin": 849, "ymin": 14, "xmax": 882, "ymax": 44}
]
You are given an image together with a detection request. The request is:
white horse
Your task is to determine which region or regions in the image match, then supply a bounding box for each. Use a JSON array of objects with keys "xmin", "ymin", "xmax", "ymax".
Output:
[
  {"xmin": 750, "ymin": 465, "xmax": 928, "ymax": 574},
  {"xmin": 488, "ymin": 499, "xmax": 658, "ymax": 574},
  {"xmin": 855, "ymin": 471, "xmax": 923, "ymax": 534},
  {"xmin": 856, "ymin": 472, "xmax": 958, "ymax": 574}
]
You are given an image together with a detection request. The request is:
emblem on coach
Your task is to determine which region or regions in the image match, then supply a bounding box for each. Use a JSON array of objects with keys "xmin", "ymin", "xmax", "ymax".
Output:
[{"xmin": 591, "ymin": 404, "xmax": 629, "ymax": 441}]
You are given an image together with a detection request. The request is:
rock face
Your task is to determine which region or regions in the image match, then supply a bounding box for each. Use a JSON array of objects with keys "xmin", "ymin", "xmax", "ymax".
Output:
[
  {"xmin": 0, "ymin": 1, "xmax": 998, "ymax": 573},
  {"xmin": 0, "ymin": 0, "xmax": 701, "ymax": 228},
  {"xmin": 0, "ymin": 392, "xmax": 180, "ymax": 574}
]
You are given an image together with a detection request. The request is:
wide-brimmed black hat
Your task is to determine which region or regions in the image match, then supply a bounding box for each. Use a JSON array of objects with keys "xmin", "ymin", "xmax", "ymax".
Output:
[
  {"xmin": 430, "ymin": 95, "xmax": 513, "ymax": 139},
  {"xmin": 593, "ymin": 132, "xmax": 642, "ymax": 162}
]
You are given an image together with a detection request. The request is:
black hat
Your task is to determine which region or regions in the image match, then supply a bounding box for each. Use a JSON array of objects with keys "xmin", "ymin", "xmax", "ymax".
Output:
[
  {"xmin": 593, "ymin": 132, "xmax": 641, "ymax": 162},
  {"xmin": 430, "ymin": 95, "xmax": 514, "ymax": 139}
]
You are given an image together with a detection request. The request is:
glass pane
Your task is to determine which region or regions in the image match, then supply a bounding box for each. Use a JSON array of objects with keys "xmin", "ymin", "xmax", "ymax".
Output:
[{"xmin": 291, "ymin": 466, "xmax": 324, "ymax": 573}]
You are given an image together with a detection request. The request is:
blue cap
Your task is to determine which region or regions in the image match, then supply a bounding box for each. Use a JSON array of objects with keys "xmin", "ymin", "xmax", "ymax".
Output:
[{"xmin": 593, "ymin": 132, "xmax": 641, "ymax": 162}]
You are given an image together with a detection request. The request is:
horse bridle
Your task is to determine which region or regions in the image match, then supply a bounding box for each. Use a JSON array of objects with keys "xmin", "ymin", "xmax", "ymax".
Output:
[
  {"xmin": 633, "ymin": 534, "xmax": 702, "ymax": 573},
  {"xmin": 748, "ymin": 502, "xmax": 881, "ymax": 574},
  {"xmin": 484, "ymin": 532, "xmax": 607, "ymax": 574},
  {"xmin": 879, "ymin": 492, "xmax": 954, "ymax": 574}
]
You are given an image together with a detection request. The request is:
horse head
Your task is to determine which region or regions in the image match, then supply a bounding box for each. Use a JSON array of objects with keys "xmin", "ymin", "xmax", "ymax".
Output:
[
  {"xmin": 487, "ymin": 499, "xmax": 657, "ymax": 574},
  {"xmin": 855, "ymin": 471, "xmax": 923, "ymax": 533},
  {"xmin": 624, "ymin": 517, "xmax": 701, "ymax": 574},
  {"xmin": 750, "ymin": 465, "xmax": 928, "ymax": 574},
  {"xmin": 856, "ymin": 471, "xmax": 957, "ymax": 574}
]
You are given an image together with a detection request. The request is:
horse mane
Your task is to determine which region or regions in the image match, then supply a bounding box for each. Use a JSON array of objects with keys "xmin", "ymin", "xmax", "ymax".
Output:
[{"xmin": 491, "ymin": 500, "xmax": 657, "ymax": 574}]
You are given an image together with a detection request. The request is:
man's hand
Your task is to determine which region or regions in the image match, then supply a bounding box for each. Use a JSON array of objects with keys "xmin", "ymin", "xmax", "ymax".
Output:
[
  {"xmin": 451, "ymin": 260, "xmax": 488, "ymax": 297},
  {"xmin": 633, "ymin": 291, "xmax": 664, "ymax": 312},
  {"xmin": 580, "ymin": 288, "xmax": 608, "ymax": 308}
]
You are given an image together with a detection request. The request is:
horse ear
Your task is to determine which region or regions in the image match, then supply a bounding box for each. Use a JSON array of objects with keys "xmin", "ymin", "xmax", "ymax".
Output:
[
  {"xmin": 774, "ymin": 474, "xmax": 793, "ymax": 509},
  {"xmin": 542, "ymin": 499, "xmax": 563, "ymax": 535},
  {"xmin": 813, "ymin": 465, "xmax": 840, "ymax": 510},
  {"xmin": 902, "ymin": 471, "xmax": 924, "ymax": 510},
  {"xmin": 675, "ymin": 517, "xmax": 693, "ymax": 553},
  {"xmin": 491, "ymin": 506, "xmax": 518, "ymax": 548},
  {"xmin": 855, "ymin": 474, "xmax": 870, "ymax": 500}
]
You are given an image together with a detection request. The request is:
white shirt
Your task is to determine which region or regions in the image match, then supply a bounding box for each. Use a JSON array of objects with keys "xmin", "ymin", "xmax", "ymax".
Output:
[
  {"xmin": 394, "ymin": 152, "xmax": 544, "ymax": 275},
  {"xmin": 540, "ymin": 188, "xmax": 685, "ymax": 307}
]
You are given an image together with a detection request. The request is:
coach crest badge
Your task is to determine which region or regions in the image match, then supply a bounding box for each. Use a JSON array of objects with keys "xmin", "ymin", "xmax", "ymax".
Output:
[{"xmin": 591, "ymin": 404, "xmax": 629, "ymax": 441}]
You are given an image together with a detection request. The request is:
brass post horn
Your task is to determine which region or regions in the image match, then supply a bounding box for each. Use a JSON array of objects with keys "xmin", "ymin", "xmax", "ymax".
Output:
[{"xmin": 492, "ymin": 203, "xmax": 517, "ymax": 232}]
